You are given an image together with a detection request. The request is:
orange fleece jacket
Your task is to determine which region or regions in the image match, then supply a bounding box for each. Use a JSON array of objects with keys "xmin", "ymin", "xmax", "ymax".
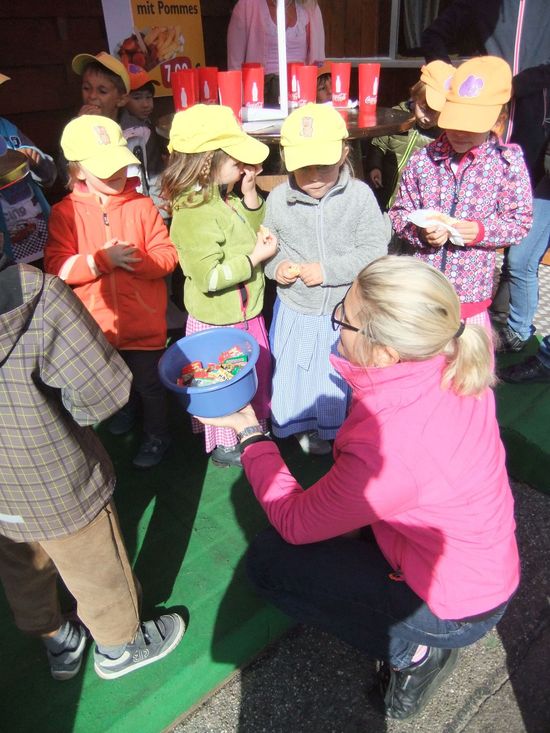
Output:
[{"xmin": 45, "ymin": 180, "xmax": 178, "ymax": 350}]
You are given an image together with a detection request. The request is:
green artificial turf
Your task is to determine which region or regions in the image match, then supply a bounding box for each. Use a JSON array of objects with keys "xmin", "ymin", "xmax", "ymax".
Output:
[
  {"xmin": 2, "ymin": 343, "xmax": 549, "ymax": 732},
  {"xmin": 496, "ymin": 338, "xmax": 550, "ymax": 495},
  {"xmin": 0, "ymin": 399, "xmax": 331, "ymax": 733}
]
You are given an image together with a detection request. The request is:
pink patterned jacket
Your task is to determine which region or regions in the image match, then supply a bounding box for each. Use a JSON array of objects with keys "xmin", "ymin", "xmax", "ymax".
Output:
[{"xmin": 390, "ymin": 133, "xmax": 533, "ymax": 310}]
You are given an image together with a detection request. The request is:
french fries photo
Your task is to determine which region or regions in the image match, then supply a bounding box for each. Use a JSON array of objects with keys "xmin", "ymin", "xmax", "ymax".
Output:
[{"xmin": 118, "ymin": 25, "xmax": 185, "ymax": 70}]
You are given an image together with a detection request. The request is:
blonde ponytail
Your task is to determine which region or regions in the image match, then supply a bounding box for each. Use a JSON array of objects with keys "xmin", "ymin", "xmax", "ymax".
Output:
[{"xmin": 354, "ymin": 256, "xmax": 495, "ymax": 396}]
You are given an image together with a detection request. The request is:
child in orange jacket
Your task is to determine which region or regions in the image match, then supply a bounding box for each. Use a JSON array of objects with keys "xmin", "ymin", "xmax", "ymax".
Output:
[{"xmin": 45, "ymin": 115, "xmax": 178, "ymax": 468}]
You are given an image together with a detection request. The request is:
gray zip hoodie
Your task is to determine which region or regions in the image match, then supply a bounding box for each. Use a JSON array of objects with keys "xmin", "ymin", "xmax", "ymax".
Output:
[{"xmin": 264, "ymin": 167, "xmax": 390, "ymax": 315}]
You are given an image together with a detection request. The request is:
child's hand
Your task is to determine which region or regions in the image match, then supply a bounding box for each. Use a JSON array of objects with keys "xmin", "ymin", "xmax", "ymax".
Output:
[
  {"xmin": 299, "ymin": 262, "xmax": 324, "ymax": 287},
  {"xmin": 18, "ymin": 147, "xmax": 42, "ymax": 168},
  {"xmin": 249, "ymin": 226, "xmax": 278, "ymax": 267},
  {"xmin": 275, "ymin": 260, "xmax": 301, "ymax": 285},
  {"xmin": 369, "ymin": 168, "xmax": 383, "ymax": 189},
  {"xmin": 104, "ymin": 240, "xmax": 142, "ymax": 271},
  {"xmin": 419, "ymin": 226, "xmax": 448, "ymax": 248},
  {"xmin": 241, "ymin": 164, "xmax": 263, "ymax": 196},
  {"xmin": 452, "ymin": 220, "xmax": 480, "ymax": 244},
  {"xmin": 78, "ymin": 103, "xmax": 103, "ymax": 116}
]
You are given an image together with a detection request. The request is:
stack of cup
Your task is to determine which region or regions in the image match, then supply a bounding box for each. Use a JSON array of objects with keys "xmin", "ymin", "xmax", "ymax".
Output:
[
  {"xmin": 358, "ymin": 63, "xmax": 380, "ymax": 109},
  {"xmin": 218, "ymin": 70, "xmax": 243, "ymax": 120},
  {"xmin": 331, "ymin": 62, "xmax": 351, "ymax": 108},
  {"xmin": 287, "ymin": 62, "xmax": 304, "ymax": 107},
  {"xmin": 171, "ymin": 68, "xmax": 198, "ymax": 111},
  {"xmin": 242, "ymin": 63, "xmax": 264, "ymax": 108},
  {"xmin": 297, "ymin": 65, "xmax": 318, "ymax": 105},
  {"xmin": 198, "ymin": 67, "xmax": 218, "ymax": 104}
]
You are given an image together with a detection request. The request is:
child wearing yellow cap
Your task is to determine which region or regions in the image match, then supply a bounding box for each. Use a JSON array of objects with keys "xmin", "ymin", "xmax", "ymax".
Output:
[
  {"xmin": 72, "ymin": 52, "xmax": 130, "ymax": 120},
  {"xmin": 263, "ymin": 103, "xmax": 390, "ymax": 455},
  {"xmin": 366, "ymin": 60, "xmax": 455, "ymax": 210},
  {"xmin": 163, "ymin": 104, "xmax": 277, "ymax": 468},
  {"xmin": 45, "ymin": 115, "xmax": 178, "ymax": 469},
  {"xmin": 390, "ymin": 56, "xmax": 533, "ymax": 336}
]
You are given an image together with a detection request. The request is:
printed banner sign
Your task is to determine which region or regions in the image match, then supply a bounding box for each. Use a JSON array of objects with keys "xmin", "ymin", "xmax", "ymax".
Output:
[{"xmin": 101, "ymin": 0, "xmax": 205, "ymax": 97}]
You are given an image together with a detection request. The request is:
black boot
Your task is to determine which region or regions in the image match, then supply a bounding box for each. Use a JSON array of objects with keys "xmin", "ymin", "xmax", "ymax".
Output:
[
  {"xmin": 379, "ymin": 646, "xmax": 459, "ymax": 720},
  {"xmin": 499, "ymin": 355, "xmax": 550, "ymax": 384}
]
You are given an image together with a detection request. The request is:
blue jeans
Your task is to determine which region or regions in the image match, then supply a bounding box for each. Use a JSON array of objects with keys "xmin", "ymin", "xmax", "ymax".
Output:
[
  {"xmin": 507, "ymin": 175, "xmax": 550, "ymax": 340},
  {"xmin": 247, "ymin": 528, "xmax": 508, "ymax": 670}
]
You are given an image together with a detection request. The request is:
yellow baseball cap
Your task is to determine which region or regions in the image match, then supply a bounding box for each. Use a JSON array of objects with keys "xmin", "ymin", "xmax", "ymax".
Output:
[
  {"xmin": 280, "ymin": 103, "xmax": 348, "ymax": 172},
  {"xmin": 61, "ymin": 115, "xmax": 140, "ymax": 178},
  {"xmin": 168, "ymin": 104, "xmax": 269, "ymax": 164},
  {"xmin": 0, "ymin": 73, "xmax": 10, "ymax": 85},
  {"xmin": 72, "ymin": 52, "xmax": 131, "ymax": 94},
  {"xmin": 420, "ymin": 60, "xmax": 455, "ymax": 112},
  {"xmin": 438, "ymin": 56, "xmax": 512, "ymax": 133}
]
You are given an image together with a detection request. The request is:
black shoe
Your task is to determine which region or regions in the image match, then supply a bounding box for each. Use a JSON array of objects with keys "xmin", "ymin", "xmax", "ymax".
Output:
[
  {"xmin": 132, "ymin": 435, "xmax": 171, "ymax": 469},
  {"xmin": 211, "ymin": 445, "xmax": 242, "ymax": 468},
  {"xmin": 499, "ymin": 355, "xmax": 550, "ymax": 384},
  {"xmin": 379, "ymin": 647, "xmax": 458, "ymax": 720},
  {"xmin": 496, "ymin": 324, "xmax": 530, "ymax": 353}
]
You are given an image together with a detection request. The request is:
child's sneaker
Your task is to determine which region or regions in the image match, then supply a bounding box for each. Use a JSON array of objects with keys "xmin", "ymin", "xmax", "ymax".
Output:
[
  {"xmin": 94, "ymin": 613, "xmax": 185, "ymax": 680},
  {"xmin": 132, "ymin": 435, "xmax": 171, "ymax": 469},
  {"xmin": 45, "ymin": 621, "xmax": 88, "ymax": 681},
  {"xmin": 296, "ymin": 431, "xmax": 332, "ymax": 456}
]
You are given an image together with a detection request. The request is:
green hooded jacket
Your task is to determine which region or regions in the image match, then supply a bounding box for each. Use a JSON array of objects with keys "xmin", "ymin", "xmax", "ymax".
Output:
[{"xmin": 170, "ymin": 185, "xmax": 266, "ymax": 325}]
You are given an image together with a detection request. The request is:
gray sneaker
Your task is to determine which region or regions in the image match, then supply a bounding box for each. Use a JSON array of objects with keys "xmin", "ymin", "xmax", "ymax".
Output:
[
  {"xmin": 94, "ymin": 613, "xmax": 185, "ymax": 680},
  {"xmin": 47, "ymin": 622, "xmax": 88, "ymax": 681}
]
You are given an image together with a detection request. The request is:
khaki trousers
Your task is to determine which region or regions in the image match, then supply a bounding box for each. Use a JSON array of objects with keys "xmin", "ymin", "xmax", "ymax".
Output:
[{"xmin": 0, "ymin": 502, "xmax": 140, "ymax": 646}]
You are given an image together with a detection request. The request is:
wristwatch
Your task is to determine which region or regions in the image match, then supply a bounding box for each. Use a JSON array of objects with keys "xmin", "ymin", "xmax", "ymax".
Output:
[{"xmin": 236, "ymin": 424, "xmax": 264, "ymax": 442}]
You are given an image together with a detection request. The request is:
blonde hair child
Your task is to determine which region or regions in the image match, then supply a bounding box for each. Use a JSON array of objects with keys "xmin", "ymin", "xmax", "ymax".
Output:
[
  {"xmin": 45, "ymin": 115, "xmax": 178, "ymax": 469},
  {"xmin": 264, "ymin": 103, "xmax": 390, "ymax": 455},
  {"xmin": 163, "ymin": 104, "xmax": 277, "ymax": 468}
]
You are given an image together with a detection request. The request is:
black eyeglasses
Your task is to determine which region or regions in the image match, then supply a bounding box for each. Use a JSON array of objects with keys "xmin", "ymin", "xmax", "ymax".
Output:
[{"xmin": 331, "ymin": 292, "xmax": 360, "ymax": 332}]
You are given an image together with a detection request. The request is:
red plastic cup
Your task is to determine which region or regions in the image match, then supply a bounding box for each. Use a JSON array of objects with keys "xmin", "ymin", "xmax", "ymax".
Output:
[
  {"xmin": 172, "ymin": 69, "xmax": 198, "ymax": 111},
  {"xmin": 358, "ymin": 63, "xmax": 381, "ymax": 109},
  {"xmin": 218, "ymin": 70, "xmax": 243, "ymax": 120},
  {"xmin": 331, "ymin": 62, "xmax": 351, "ymax": 108},
  {"xmin": 198, "ymin": 67, "xmax": 218, "ymax": 104},
  {"xmin": 287, "ymin": 61, "xmax": 304, "ymax": 106},
  {"xmin": 242, "ymin": 64, "xmax": 264, "ymax": 108},
  {"xmin": 297, "ymin": 65, "xmax": 318, "ymax": 105}
]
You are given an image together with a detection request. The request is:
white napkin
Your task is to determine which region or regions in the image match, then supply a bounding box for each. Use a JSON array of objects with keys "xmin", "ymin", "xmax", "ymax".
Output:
[{"xmin": 407, "ymin": 209, "xmax": 464, "ymax": 247}]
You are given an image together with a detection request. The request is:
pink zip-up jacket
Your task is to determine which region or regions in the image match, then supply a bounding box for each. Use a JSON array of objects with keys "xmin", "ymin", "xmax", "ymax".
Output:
[
  {"xmin": 227, "ymin": 0, "xmax": 325, "ymax": 70},
  {"xmin": 243, "ymin": 353, "xmax": 520, "ymax": 619},
  {"xmin": 390, "ymin": 133, "xmax": 533, "ymax": 316}
]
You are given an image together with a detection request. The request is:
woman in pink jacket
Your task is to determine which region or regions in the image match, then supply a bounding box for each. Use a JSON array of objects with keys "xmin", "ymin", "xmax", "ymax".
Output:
[
  {"xmin": 199, "ymin": 256, "xmax": 520, "ymax": 720},
  {"xmin": 227, "ymin": 0, "xmax": 325, "ymax": 105}
]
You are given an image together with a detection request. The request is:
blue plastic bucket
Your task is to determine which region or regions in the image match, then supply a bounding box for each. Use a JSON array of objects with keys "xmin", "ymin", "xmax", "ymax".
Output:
[{"xmin": 158, "ymin": 327, "xmax": 260, "ymax": 418}]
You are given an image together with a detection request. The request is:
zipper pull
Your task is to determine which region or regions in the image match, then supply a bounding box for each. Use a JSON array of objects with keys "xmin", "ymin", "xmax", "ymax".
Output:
[{"xmin": 103, "ymin": 212, "xmax": 109, "ymax": 226}]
